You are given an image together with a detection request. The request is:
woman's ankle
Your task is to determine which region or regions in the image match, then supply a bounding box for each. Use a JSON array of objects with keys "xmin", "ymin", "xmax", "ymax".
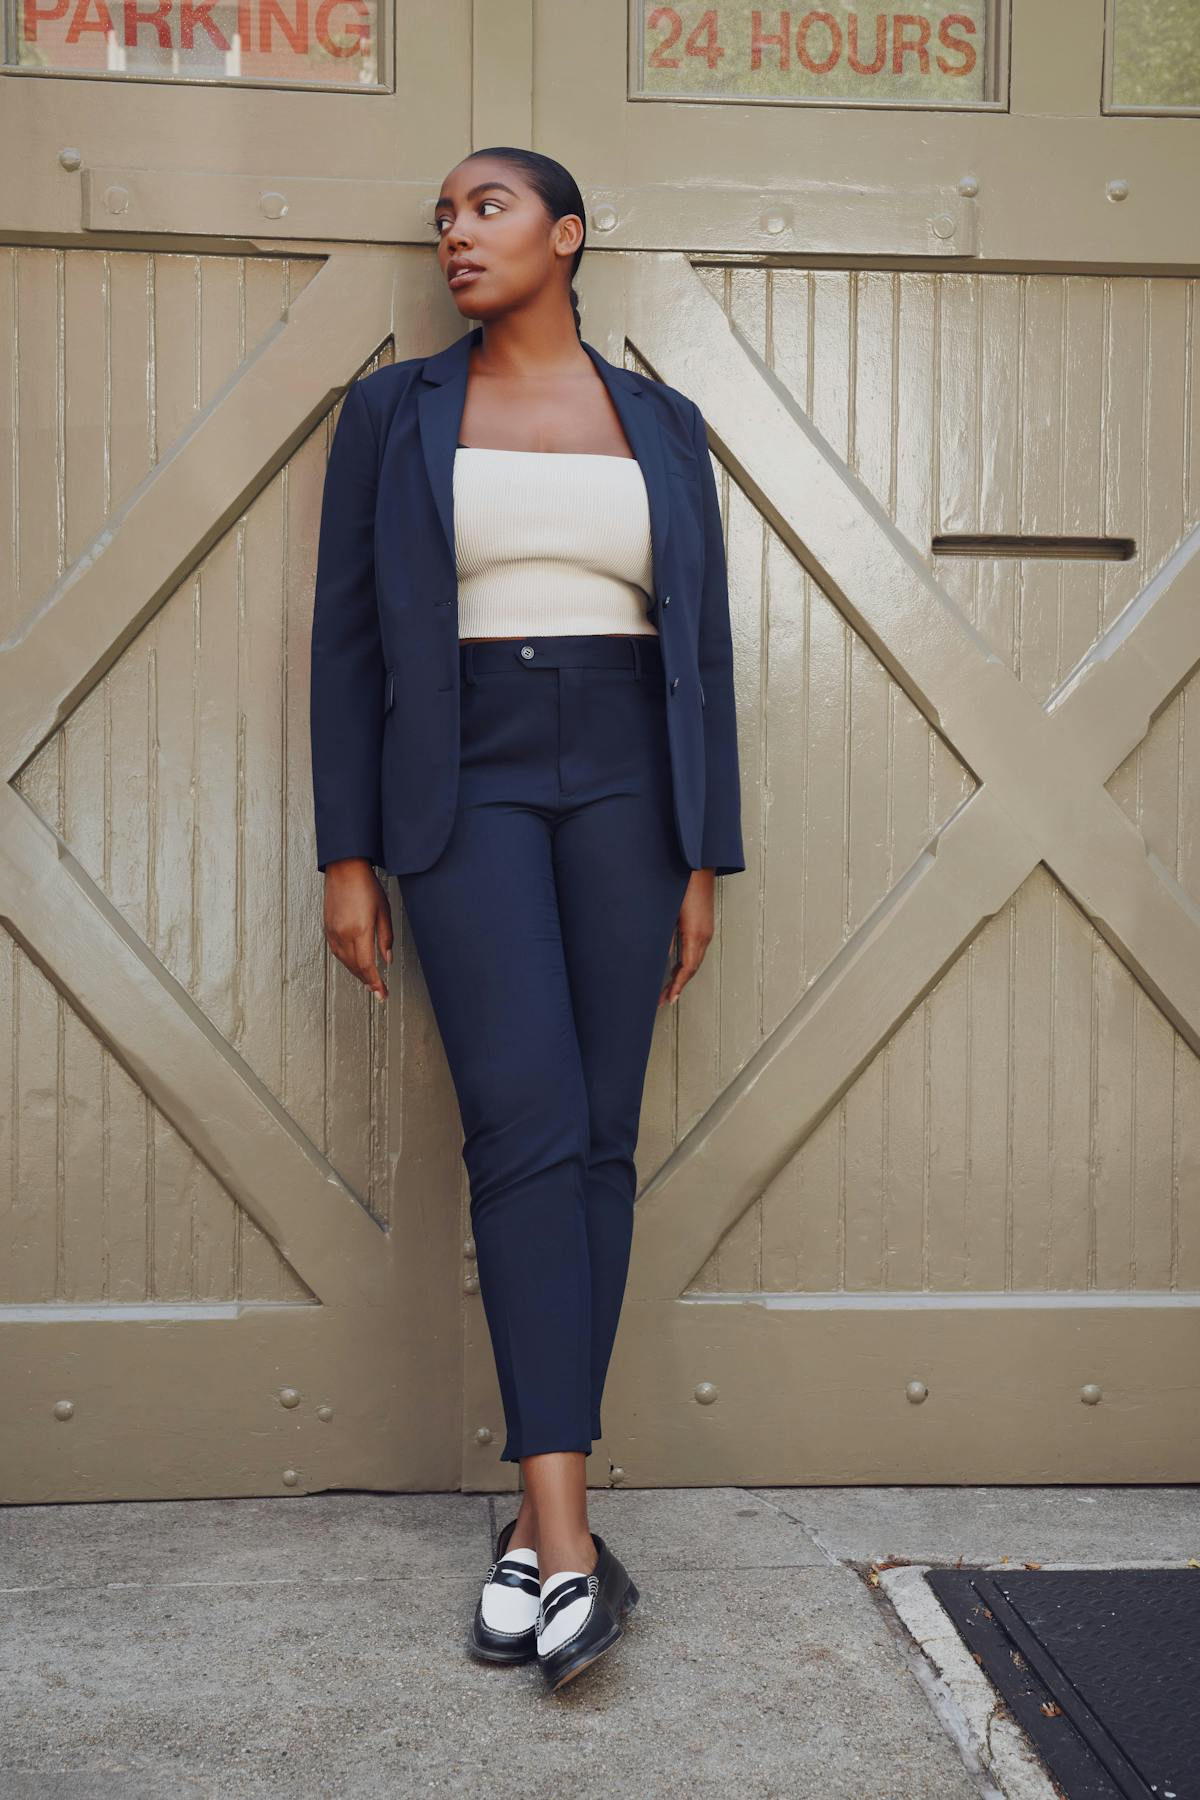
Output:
[
  {"xmin": 507, "ymin": 1507, "xmax": 539, "ymax": 1554},
  {"xmin": 537, "ymin": 1534, "xmax": 598, "ymax": 1582}
]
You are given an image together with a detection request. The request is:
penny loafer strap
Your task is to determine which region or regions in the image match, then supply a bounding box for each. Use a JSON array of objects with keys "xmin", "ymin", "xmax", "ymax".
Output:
[
  {"xmin": 489, "ymin": 1559, "xmax": 541, "ymax": 1595},
  {"xmin": 538, "ymin": 1573, "xmax": 594, "ymax": 1631}
]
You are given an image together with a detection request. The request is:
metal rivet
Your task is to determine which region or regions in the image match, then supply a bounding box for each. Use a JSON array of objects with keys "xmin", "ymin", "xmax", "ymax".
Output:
[
  {"xmin": 1106, "ymin": 179, "xmax": 1130, "ymax": 202},
  {"xmin": 610, "ymin": 1465, "xmax": 626, "ymax": 1483},
  {"xmin": 463, "ymin": 1236, "xmax": 476, "ymax": 1260},
  {"xmin": 762, "ymin": 212, "xmax": 788, "ymax": 236},
  {"xmin": 282, "ymin": 1468, "xmax": 299, "ymax": 1487},
  {"xmin": 316, "ymin": 1406, "xmax": 334, "ymax": 1422},
  {"xmin": 906, "ymin": 1380, "xmax": 928, "ymax": 1404},
  {"xmin": 259, "ymin": 190, "xmax": 289, "ymax": 220},
  {"xmin": 464, "ymin": 1272, "xmax": 479, "ymax": 1293},
  {"xmin": 59, "ymin": 147, "xmax": 83, "ymax": 172},
  {"xmin": 694, "ymin": 1381, "xmax": 718, "ymax": 1405},
  {"xmin": 278, "ymin": 1388, "xmax": 300, "ymax": 1409},
  {"xmin": 957, "ymin": 174, "xmax": 980, "ymax": 198},
  {"xmin": 592, "ymin": 205, "xmax": 618, "ymax": 233},
  {"xmin": 53, "ymin": 1399, "xmax": 74, "ymax": 1421},
  {"xmin": 1080, "ymin": 1383, "xmax": 1103, "ymax": 1405},
  {"xmin": 474, "ymin": 1426, "xmax": 493, "ymax": 1445},
  {"xmin": 930, "ymin": 212, "xmax": 956, "ymax": 240},
  {"xmin": 103, "ymin": 186, "xmax": 130, "ymax": 215}
]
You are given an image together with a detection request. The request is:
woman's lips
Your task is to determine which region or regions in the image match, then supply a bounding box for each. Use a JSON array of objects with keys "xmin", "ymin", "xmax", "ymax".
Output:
[{"xmin": 449, "ymin": 267, "xmax": 484, "ymax": 290}]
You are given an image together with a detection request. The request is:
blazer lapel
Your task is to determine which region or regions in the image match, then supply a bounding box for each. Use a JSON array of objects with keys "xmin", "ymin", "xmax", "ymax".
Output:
[{"xmin": 416, "ymin": 325, "xmax": 672, "ymax": 603}]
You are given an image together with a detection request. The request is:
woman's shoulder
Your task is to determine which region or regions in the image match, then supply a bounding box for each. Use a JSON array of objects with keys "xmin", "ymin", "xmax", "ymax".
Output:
[
  {"xmin": 629, "ymin": 367, "xmax": 697, "ymax": 417},
  {"xmin": 348, "ymin": 358, "xmax": 423, "ymax": 417},
  {"xmin": 631, "ymin": 370, "xmax": 705, "ymax": 447}
]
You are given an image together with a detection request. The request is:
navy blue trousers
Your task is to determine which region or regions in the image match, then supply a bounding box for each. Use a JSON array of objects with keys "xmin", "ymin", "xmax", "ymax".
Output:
[{"xmin": 396, "ymin": 633, "xmax": 692, "ymax": 1462}]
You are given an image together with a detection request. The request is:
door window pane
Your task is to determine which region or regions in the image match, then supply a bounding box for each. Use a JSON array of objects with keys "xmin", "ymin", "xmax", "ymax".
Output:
[
  {"xmin": 631, "ymin": 0, "xmax": 1008, "ymax": 109},
  {"xmin": 1105, "ymin": 0, "xmax": 1200, "ymax": 113},
  {"xmin": 4, "ymin": 0, "xmax": 388, "ymax": 88}
]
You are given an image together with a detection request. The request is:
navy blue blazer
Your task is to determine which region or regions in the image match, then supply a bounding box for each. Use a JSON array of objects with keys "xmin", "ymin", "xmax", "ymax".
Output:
[{"xmin": 309, "ymin": 324, "xmax": 745, "ymax": 877}]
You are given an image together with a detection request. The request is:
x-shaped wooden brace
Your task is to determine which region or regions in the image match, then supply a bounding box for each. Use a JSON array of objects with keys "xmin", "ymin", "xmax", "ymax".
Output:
[
  {"xmin": 624, "ymin": 254, "xmax": 1200, "ymax": 1298},
  {"xmin": 0, "ymin": 251, "xmax": 403, "ymax": 1310}
]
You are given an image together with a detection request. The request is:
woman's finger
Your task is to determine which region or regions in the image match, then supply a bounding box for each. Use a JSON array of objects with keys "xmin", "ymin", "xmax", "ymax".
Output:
[{"xmin": 327, "ymin": 925, "xmax": 388, "ymax": 1001}]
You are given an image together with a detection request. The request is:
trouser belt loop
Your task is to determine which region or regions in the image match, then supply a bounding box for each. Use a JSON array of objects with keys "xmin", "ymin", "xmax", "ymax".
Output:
[{"xmin": 463, "ymin": 642, "xmax": 477, "ymax": 685}]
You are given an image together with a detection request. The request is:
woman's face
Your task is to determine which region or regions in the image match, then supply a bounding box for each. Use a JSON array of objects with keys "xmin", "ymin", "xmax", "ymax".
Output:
[{"xmin": 433, "ymin": 157, "xmax": 580, "ymax": 322}]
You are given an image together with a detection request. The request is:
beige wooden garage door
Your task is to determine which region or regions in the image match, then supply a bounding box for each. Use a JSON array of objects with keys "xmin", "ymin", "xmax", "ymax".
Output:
[
  {"xmin": 6, "ymin": 242, "xmax": 1195, "ymax": 1501},
  {"xmin": 3, "ymin": 0, "xmax": 1198, "ymax": 1497},
  {"xmin": 0, "ymin": 249, "xmax": 480, "ymax": 1503},
  {"xmin": 597, "ymin": 256, "xmax": 1200, "ymax": 1486}
]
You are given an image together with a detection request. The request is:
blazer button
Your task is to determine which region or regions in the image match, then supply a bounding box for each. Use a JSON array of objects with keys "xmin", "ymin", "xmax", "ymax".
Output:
[
  {"xmin": 520, "ymin": 645, "xmax": 535, "ymax": 660},
  {"xmin": 670, "ymin": 676, "xmax": 680, "ymax": 692}
]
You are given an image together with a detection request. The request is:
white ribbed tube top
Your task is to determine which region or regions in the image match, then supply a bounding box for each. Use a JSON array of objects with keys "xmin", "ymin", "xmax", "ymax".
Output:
[{"xmin": 453, "ymin": 447, "xmax": 659, "ymax": 639}]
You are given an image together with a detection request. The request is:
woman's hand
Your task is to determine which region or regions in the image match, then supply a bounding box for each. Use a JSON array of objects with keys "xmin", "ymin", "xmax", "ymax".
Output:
[
  {"xmin": 322, "ymin": 858, "xmax": 394, "ymax": 1002},
  {"xmin": 659, "ymin": 868, "xmax": 716, "ymax": 1006}
]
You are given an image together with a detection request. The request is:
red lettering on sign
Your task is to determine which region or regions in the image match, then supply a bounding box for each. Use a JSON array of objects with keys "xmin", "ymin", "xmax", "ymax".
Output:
[
  {"xmin": 797, "ymin": 11, "xmax": 841, "ymax": 74},
  {"xmin": 647, "ymin": 6, "xmax": 683, "ymax": 66},
  {"xmin": 751, "ymin": 10, "xmax": 789, "ymax": 71},
  {"xmin": 121, "ymin": 0, "xmax": 171, "ymax": 47},
  {"xmin": 180, "ymin": 0, "xmax": 229, "ymax": 49},
  {"xmin": 937, "ymin": 13, "xmax": 976, "ymax": 76},
  {"xmin": 891, "ymin": 13, "xmax": 930, "ymax": 73},
  {"xmin": 61, "ymin": 0, "xmax": 114, "ymax": 41},
  {"xmin": 22, "ymin": 0, "xmax": 70, "ymax": 39},
  {"xmin": 847, "ymin": 11, "xmax": 886, "ymax": 74},
  {"xmin": 315, "ymin": 0, "xmax": 367, "ymax": 56},
  {"xmin": 646, "ymin": 8, "xmax": 982, "ymax": 88},
  {"xmin": 25, "ymin": 0, "xmax": 369, "ymax": 54},
  {"xmin": 259, "ymin": 0, "xmax": 304, "ymax": 51}
]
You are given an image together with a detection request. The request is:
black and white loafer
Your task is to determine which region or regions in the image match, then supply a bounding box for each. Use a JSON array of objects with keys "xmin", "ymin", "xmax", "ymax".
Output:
[
  {"xmin": 536, "ymin": 1532, "xmax": 639, "ymax": 1693},
  {"xmin": 467, "ymin": 1516, "xmax": 541, "ymax": 1664}
]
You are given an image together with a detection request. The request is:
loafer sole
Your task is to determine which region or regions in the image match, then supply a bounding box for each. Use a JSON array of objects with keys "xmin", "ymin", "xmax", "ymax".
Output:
[
  {"xmin": 542, "ymin": 1577, "xmax": 639, "ymax": 1693},
  {"xmin": 466, "ymin": 1632, "xmax": 537, "ymax": 1666}
]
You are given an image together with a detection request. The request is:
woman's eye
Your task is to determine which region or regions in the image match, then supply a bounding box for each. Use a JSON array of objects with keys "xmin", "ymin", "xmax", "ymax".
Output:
[{"xmin": 433, "ymin": 200, "xmax": 502, "ymax": 238}]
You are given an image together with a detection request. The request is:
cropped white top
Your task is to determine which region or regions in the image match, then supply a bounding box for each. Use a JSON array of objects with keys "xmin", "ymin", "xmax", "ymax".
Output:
[{"xmin": 453, "ymin": 447, "xmax": 658, "ymax": 639}]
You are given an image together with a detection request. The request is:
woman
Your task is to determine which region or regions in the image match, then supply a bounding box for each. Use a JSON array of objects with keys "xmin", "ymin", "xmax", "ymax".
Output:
[{"xmin": 309, "ymin": 147, "xmax": 744, "ymax": 1694}]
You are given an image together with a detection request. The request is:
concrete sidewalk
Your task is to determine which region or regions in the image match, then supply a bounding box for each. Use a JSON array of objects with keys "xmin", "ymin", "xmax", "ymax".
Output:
[{"xmin": 2, "ymin": 1484, "xmax": 1196, "ymax": 1798}]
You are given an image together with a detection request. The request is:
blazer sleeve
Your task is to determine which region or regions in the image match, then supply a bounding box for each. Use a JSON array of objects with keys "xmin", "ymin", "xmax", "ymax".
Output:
[
  {"xmin": 309, "ymin": 379, "xmax": 386, "ymax": 873},
  {"xmin": 689, "ymin": 400, "xmax": 746, "ymax": 876}
]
